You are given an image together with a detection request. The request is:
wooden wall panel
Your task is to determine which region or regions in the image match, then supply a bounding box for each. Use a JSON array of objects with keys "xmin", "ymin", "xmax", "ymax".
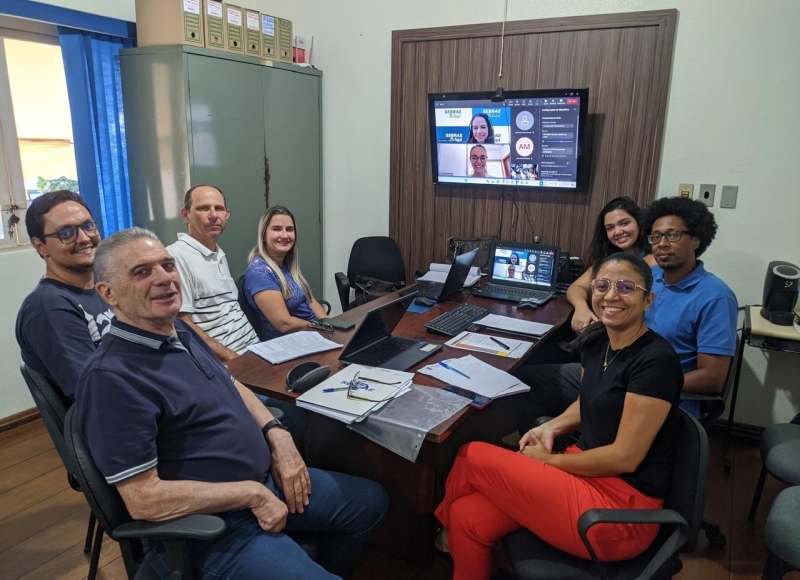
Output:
[{"xmin": 390, "ymin": 10, "xmax": 677, "ymax": 280}]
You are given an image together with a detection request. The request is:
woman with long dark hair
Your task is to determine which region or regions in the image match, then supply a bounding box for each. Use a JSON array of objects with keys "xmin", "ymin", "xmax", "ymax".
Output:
[
  {"xmin": 434, "ymin": 253, "xmax": 682, "ymax": 580},
  {"xmin": 567, "ymin": 197, "xmax": 654, "ymax": 332}
]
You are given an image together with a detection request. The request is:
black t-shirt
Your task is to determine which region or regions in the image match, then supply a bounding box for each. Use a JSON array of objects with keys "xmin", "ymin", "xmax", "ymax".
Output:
[
  {"xmin": 16, "ymin": 279, "xmax": 114, "ymax": 400},
  {"xmin": 577, "ymin": 330, "xmax": 683, "ymax": 498}
]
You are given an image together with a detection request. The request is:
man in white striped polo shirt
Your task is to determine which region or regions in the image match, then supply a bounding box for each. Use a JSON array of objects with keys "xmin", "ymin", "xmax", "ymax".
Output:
[{"xmin": 167, "ymin": 184, "xmax": 259, "ymax": 360}]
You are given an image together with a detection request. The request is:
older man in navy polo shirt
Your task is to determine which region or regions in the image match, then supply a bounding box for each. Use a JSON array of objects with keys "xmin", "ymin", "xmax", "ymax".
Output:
[{"xmin": 75, "ymin": 228, "xmax": 387, "ymax": 580}]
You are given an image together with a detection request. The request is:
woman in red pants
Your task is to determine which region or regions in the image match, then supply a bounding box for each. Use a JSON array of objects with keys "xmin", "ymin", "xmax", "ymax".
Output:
[{"xmin": 435, "ymin": 253, "xmax": 683, "ymax": 580}]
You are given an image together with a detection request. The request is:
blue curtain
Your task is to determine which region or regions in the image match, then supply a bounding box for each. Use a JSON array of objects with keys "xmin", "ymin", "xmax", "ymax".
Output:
[{"xmin": 58, "ymin": 27, "xmax": 134, "ymax": 236}]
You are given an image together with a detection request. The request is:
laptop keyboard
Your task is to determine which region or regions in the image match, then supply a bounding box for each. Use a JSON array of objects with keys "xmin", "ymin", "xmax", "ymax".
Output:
[
  {"xmin": 478, "ymin": 284, "xmax": 555, "ymax": 303},
  {"xmin": 347, "ymin": 336, "xmax": 419, "ymax": 366},
  {"xmin": 424, "ymin": 303, "xmax": 491, "ymax": 337},
  {"xmin": 416, "ymin": 282, "xmax": 443, "ymax": 299}
]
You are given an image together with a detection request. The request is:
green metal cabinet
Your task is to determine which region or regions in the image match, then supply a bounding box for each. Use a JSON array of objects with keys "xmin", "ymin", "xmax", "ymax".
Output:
[{"xmin": 120, "ymin": 45, "xmax": 323, "ymax": 292}]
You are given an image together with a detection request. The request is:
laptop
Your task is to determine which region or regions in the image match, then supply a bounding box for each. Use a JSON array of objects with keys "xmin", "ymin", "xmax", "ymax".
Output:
[
  {"xmin": 416, "ymin": 247, "xmax": 480, "ymax": 301},
  {"xmin": 471, "ymin": 241, "xmax": 560, "ymax": 304},
  {"xmin": 339, "ymin": 292, "xmax": 443, "ymax": 371}
]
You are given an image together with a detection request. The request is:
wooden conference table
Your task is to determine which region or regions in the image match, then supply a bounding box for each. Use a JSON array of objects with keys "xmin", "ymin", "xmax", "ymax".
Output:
[{"xmin": 227, "ymin": 286, "xmax": 573, "ymax": 565}]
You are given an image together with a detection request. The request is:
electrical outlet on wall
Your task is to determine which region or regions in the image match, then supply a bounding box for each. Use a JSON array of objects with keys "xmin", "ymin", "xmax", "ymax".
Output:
[
  {"xmin": 699, "ymin": 184, "xmax": 716, "ymax": 207},
  {"xmin": 720, "ymin": 186, "xmax": 738, "ymax": 209},
  {"xmin": 678, "ymin": 183, "xmax": 694, "ymax": 198}
]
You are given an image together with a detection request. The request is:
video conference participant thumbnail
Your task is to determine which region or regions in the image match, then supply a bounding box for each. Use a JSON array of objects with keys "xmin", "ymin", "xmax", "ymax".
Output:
[
  {"xmin": 437, "ymin": 143, "xmax": 511, "ymax": 179},
  {"xmin": 433, "ymin": 106, "xmax": 511, "ymax": 144}
]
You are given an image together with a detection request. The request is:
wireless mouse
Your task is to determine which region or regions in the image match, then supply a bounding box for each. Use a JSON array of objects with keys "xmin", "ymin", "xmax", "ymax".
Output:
[
  {"xmin": 414, "ymin": 297, "xmax": 435, "ymax": 307},
  {"xmin": 516, "ymin": 300, "xmax": 538, "ymax": 310}
]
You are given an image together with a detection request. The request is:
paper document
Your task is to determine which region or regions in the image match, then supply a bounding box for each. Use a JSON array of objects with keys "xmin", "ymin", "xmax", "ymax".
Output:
[
  {"xmin": 417, "ymin": 355, "xmax": 529, "ymax": 399},
  {"xmin": 417, "ymin": 263, "xmax": 481, "ymax": 287},
  {"xmin": 445, "ymin": 331, "xmax": 533, "ymax": 359},
  {"xmin": 248, "ymin": 331, "xmax": 341, "ymax": 364},
  {"xmin": 296, "ymin": 365, "xmax": 413, "ymax": 424},
  {"xmin": 474, "ymin": 314, "xmax": 554, "ymax": 338}
]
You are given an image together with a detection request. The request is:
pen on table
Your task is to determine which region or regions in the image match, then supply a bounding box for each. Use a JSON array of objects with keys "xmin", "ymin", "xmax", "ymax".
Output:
[
  {"xmin": 489, "ymin": 336, "xmax": 510, "ymax": 350},
  {"xmin": 438, "ymin": 361, "xmax": 471, "ymax": 380},
  {"xmin": 322, "ymin": 387, "xmax": 348, "ymax": 393}
]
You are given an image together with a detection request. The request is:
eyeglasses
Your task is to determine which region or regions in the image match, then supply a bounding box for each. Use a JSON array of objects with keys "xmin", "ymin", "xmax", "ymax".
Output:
[
  {"xmin": 347, "ymin": 371, "xmax": 402, "ymax": 402},
  {"xmin": 308, "ymin": 321, "xmax": 334, "ymax": 333},
  {"xmin": 590, "ymin": 278, "xmax": 649, "ymax": 295},
  {"xmin": 646, "ymin": 230, "xmax": 691, "ymax": 245},
  {"xmin": 470, "ymin": 155, "xmax": 488, "ymax": 161},
  {"xmin": 40, "ymin": 221, "xmax": 98, "ymax": 244}
]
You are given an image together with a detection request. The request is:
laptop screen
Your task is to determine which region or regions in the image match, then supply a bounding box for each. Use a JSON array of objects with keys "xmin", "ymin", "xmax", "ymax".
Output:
[
  {"xmin": 489, "ymin": 243, "xmax": 559, "ymax": 288},
  {"xmin": 341, "ymin": 294, "xmax": 415, "ymax": 358}
]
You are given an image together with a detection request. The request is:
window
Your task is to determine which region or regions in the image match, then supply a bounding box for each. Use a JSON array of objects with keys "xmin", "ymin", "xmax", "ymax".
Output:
[{"xmin": 0, "ymin": 15, "xmax": 78, "ymax": 248}]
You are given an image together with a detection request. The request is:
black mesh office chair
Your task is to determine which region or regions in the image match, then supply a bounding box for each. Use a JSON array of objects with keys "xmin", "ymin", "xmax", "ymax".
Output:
[
  {"xmin": 679, "ymin": 334, "xmax": 741, "ymax": 549},
  {"xmin": 19, "ymin": 362, "xmax": 103, "ymax": 580},
  {"xmin": 501, "ymin": 409, "xmax": 708, "ymax": 580},
  {"xmin": 63, "ymin": 405, "xmax": 226, "ymax": 580},
  {"xmin": 334, "ymin": 236, "xmax": 406, "ymax": 312}
]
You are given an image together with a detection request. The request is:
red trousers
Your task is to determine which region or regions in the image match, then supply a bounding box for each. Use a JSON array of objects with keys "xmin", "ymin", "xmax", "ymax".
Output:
[{"xmin": 434, "ymin": 442, "xmax": 663, "ymax": 580}]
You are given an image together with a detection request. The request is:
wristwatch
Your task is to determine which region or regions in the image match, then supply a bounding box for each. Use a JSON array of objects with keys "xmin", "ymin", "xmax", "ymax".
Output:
[{"xmin": 262, "ymin": 418, "xmax": 289, "ymax": 438}]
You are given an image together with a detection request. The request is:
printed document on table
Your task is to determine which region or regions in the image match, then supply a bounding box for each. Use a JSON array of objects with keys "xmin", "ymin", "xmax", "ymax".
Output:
[
  {"xmin": 248, "ymin": 331, "xmax": 341, "ymax": 364},
  {"xmin": 417, "ymin": 355, "xmax": 527, "ymax": 398},
  {"xmin": 474, "ymin": 313, "xmax": 553, "ymax": 338},
  {"xmin": 445, "ymin": 331, "xmax": 533, "ymax": 359},
  {"xmin": 417, "ymin": 263, "xmax": 481, "ymax": 287},
  {"xmin": 296, "ymin": 365, "xmax": 413, "ymax": 424}
]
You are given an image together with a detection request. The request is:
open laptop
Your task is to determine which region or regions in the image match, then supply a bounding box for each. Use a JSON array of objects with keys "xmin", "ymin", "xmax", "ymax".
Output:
[
  {"xmin": 339, "ymin": 292, "xmax": 443, "ymax": 371},
  {"xmin": 471, "ymin": 241, "xmax": 560, "ymax": 304},
  {"xmin": 415, "ymin": 247, "xmax": 480, "ymax": 301}
]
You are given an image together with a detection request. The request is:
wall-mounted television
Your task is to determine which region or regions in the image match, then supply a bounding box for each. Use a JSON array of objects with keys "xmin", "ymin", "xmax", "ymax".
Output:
[{"xmin": 428, "ymin": 88, "xmax": 588, "ymax": 191}]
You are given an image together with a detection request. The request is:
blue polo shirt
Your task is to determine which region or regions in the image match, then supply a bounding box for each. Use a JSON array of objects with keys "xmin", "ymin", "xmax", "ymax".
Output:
[
  {"xmin": 76, "ymin": 318, "xmax": 271, "ymax": 485},
  {"xmin": 646, "ymin": 261, "xmax": 738, "ymax": 374}
]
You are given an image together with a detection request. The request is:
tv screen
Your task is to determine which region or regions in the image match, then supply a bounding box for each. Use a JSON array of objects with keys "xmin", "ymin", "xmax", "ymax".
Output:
[{"xmin": 428, "ymin": 88, "xmax": 588, "ymax": 190}]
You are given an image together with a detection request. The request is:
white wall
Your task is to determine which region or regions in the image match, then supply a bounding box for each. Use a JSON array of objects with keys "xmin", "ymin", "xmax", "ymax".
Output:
[{"xmin": 3, "ymin": 0, "xmax": 798, "ymax": 426}]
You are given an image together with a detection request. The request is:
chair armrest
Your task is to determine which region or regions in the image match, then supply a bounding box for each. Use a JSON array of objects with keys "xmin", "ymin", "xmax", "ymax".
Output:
[
  {"xmin": 319, "ymin": 300, "xmax": 332, "ymax": 315},
  {"xmin": 334, "ymin": 272, "xmax": 350, "ymax": 312},
  {"xmin": 112, "ymin": 514, "xmax": 226, "ymax": 542},
  {"xmin": 577, "ymin": 509, "xmax": 688, "ymax": 580}
]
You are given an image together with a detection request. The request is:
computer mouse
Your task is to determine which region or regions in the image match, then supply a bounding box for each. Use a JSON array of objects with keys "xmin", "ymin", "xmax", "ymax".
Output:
[
  {"xmin": 414, "ymin": 297, "xmax": 435, "ymax": 307},
  {"xmin": 516, "ymin": 301, "xmax": 538, "ymax": 310}
]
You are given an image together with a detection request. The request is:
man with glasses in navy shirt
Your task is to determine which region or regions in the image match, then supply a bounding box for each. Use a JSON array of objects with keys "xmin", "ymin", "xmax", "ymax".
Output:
[
  {"xmin": 75, "ymin": 227, "xmax": 387, "ymax": 579},
  {"xmin": 16, "ymin": 190, "xmax": 113, "ymax": 400}
]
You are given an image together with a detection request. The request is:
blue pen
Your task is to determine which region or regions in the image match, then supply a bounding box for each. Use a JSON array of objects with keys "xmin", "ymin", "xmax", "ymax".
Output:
[
  {"xmin": 438, "ymin": 361, "xmax": 471, "ymax": 380},
  {"xmin": 322, "ymin": 387, "xmax": 348, "ymax": 393}
]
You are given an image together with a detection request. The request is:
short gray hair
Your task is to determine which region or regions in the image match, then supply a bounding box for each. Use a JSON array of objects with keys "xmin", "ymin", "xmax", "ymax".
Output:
[{"xmin": 95, "ymin": 227, "xmax": 161, "ymax": 282}]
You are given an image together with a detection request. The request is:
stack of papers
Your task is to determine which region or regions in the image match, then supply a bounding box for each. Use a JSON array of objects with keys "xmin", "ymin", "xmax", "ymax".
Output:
[
  {"xmin": 474, "ymin": 313, "xmax": 554, "ymax": 338},
  {"xmin": 247, "ymin": 331, "xmax": 341, "ymax": 364},
  {"xmin": 296, "ymin": 365, "xmax": 413, "ymax": 424},
  {"xmin": 418, "ymin": 355, "xmax": 529, "ymax": 399},
  {"xmin": 445, "ymin": 331, "xmax": 533, "ymax": 359},
  {"xmin": 417, "ymin": 263, "xmax": 481, "ymax": 287}
]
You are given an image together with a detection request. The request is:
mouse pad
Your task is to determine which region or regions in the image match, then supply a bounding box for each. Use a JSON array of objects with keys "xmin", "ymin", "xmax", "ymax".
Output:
[{"xmin": 408, "ymin": 302, "xmax": 435, "ymax": 314}]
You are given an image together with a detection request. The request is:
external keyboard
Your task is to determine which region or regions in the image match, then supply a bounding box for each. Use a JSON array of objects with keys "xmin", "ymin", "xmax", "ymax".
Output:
[
  {"xmin": 347, "ymin": 336, "xmax": 419, "ymax": 366},
  {"xmin": 424, "ymin": 303, "xmax": 491, "ymax": 337}
]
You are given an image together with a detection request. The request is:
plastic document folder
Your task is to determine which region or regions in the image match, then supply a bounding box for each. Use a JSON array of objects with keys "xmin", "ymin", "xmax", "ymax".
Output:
[
  {"xmin": 296, "ymin": 365, "xmax": 413, "ymax": 424},
  {"xmin": 348, "ymin": 384, "xmax": 472, "ymax": 462}
]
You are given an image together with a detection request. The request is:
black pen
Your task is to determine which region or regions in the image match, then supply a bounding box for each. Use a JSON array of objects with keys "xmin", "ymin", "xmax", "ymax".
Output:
[{"xmin": 489, "ymin": 336, "xmax": 510, "ymax": 350}]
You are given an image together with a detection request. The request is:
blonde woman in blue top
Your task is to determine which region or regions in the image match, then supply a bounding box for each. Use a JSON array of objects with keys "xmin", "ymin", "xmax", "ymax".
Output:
[{"xmin": 244, "ymin": 206, "xmax": 326, "ymax": 340}]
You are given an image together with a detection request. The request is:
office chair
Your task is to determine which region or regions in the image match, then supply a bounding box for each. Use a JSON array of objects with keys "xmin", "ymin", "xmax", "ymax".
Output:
[
  {"xmin": 762, "ymin": 485, "xmax": 800, "ymax": 580},
  {"xmin": 63, "ymin": 405, "xmax": 227, "ymax": 580},
  {"xmin": 334, "ymin": 236, "xmax": 406, "ymax": 312},
  {"xmin": 237, "ymin": 275, "xmax": 331, "ymax": 342},
  {"xmin": 747, "ymin": 416, "xmax": 800, "ymax": 522},
  {"xmin": 19, "ymin": 362, "xmax": 103, "ymax": 580},
  {"xmin": 680, "ymin": 334, "xmax": 741, "ymax": 549},
  {"xmin": 502, "ymin": 409, "xmax": 708, "ymax": 580}
]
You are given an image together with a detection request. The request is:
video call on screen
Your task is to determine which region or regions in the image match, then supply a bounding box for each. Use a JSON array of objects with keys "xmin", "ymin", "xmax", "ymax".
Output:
[
  {"xmin": 433, "ymin": 96, "xmax": 581, "ymax": 188},
  {"xmin": 492, "ymin": 247, "xmax": 556, "ymax": 286}
]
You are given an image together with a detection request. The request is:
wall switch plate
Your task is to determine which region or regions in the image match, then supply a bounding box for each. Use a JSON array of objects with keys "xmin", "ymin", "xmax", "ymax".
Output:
[
  {"xmin": 699, "ymin": 184, "xmax": 716, "ymax": 207},
  {"xmin": 720, "ymin": 185, "xmax": 738, "ymax": 209},
  {"xmin": 678, "ymin": 183, "xmax": 694, "ymax": 198}
]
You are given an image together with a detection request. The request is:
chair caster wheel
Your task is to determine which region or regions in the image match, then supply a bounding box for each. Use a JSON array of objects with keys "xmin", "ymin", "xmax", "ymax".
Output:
[{"xmin": 706, "ymin": 526, "xmax": 727, "ymax": 549}]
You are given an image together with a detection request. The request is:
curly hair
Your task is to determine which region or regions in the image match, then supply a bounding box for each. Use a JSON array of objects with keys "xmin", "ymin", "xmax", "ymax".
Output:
[
  {"xmin": 584, "ymin": 196, "xmax": 646, "ymax": 270},
  {"xmin": 641, "ymin": 197, "xmax": 718, "ymax": 258}
]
